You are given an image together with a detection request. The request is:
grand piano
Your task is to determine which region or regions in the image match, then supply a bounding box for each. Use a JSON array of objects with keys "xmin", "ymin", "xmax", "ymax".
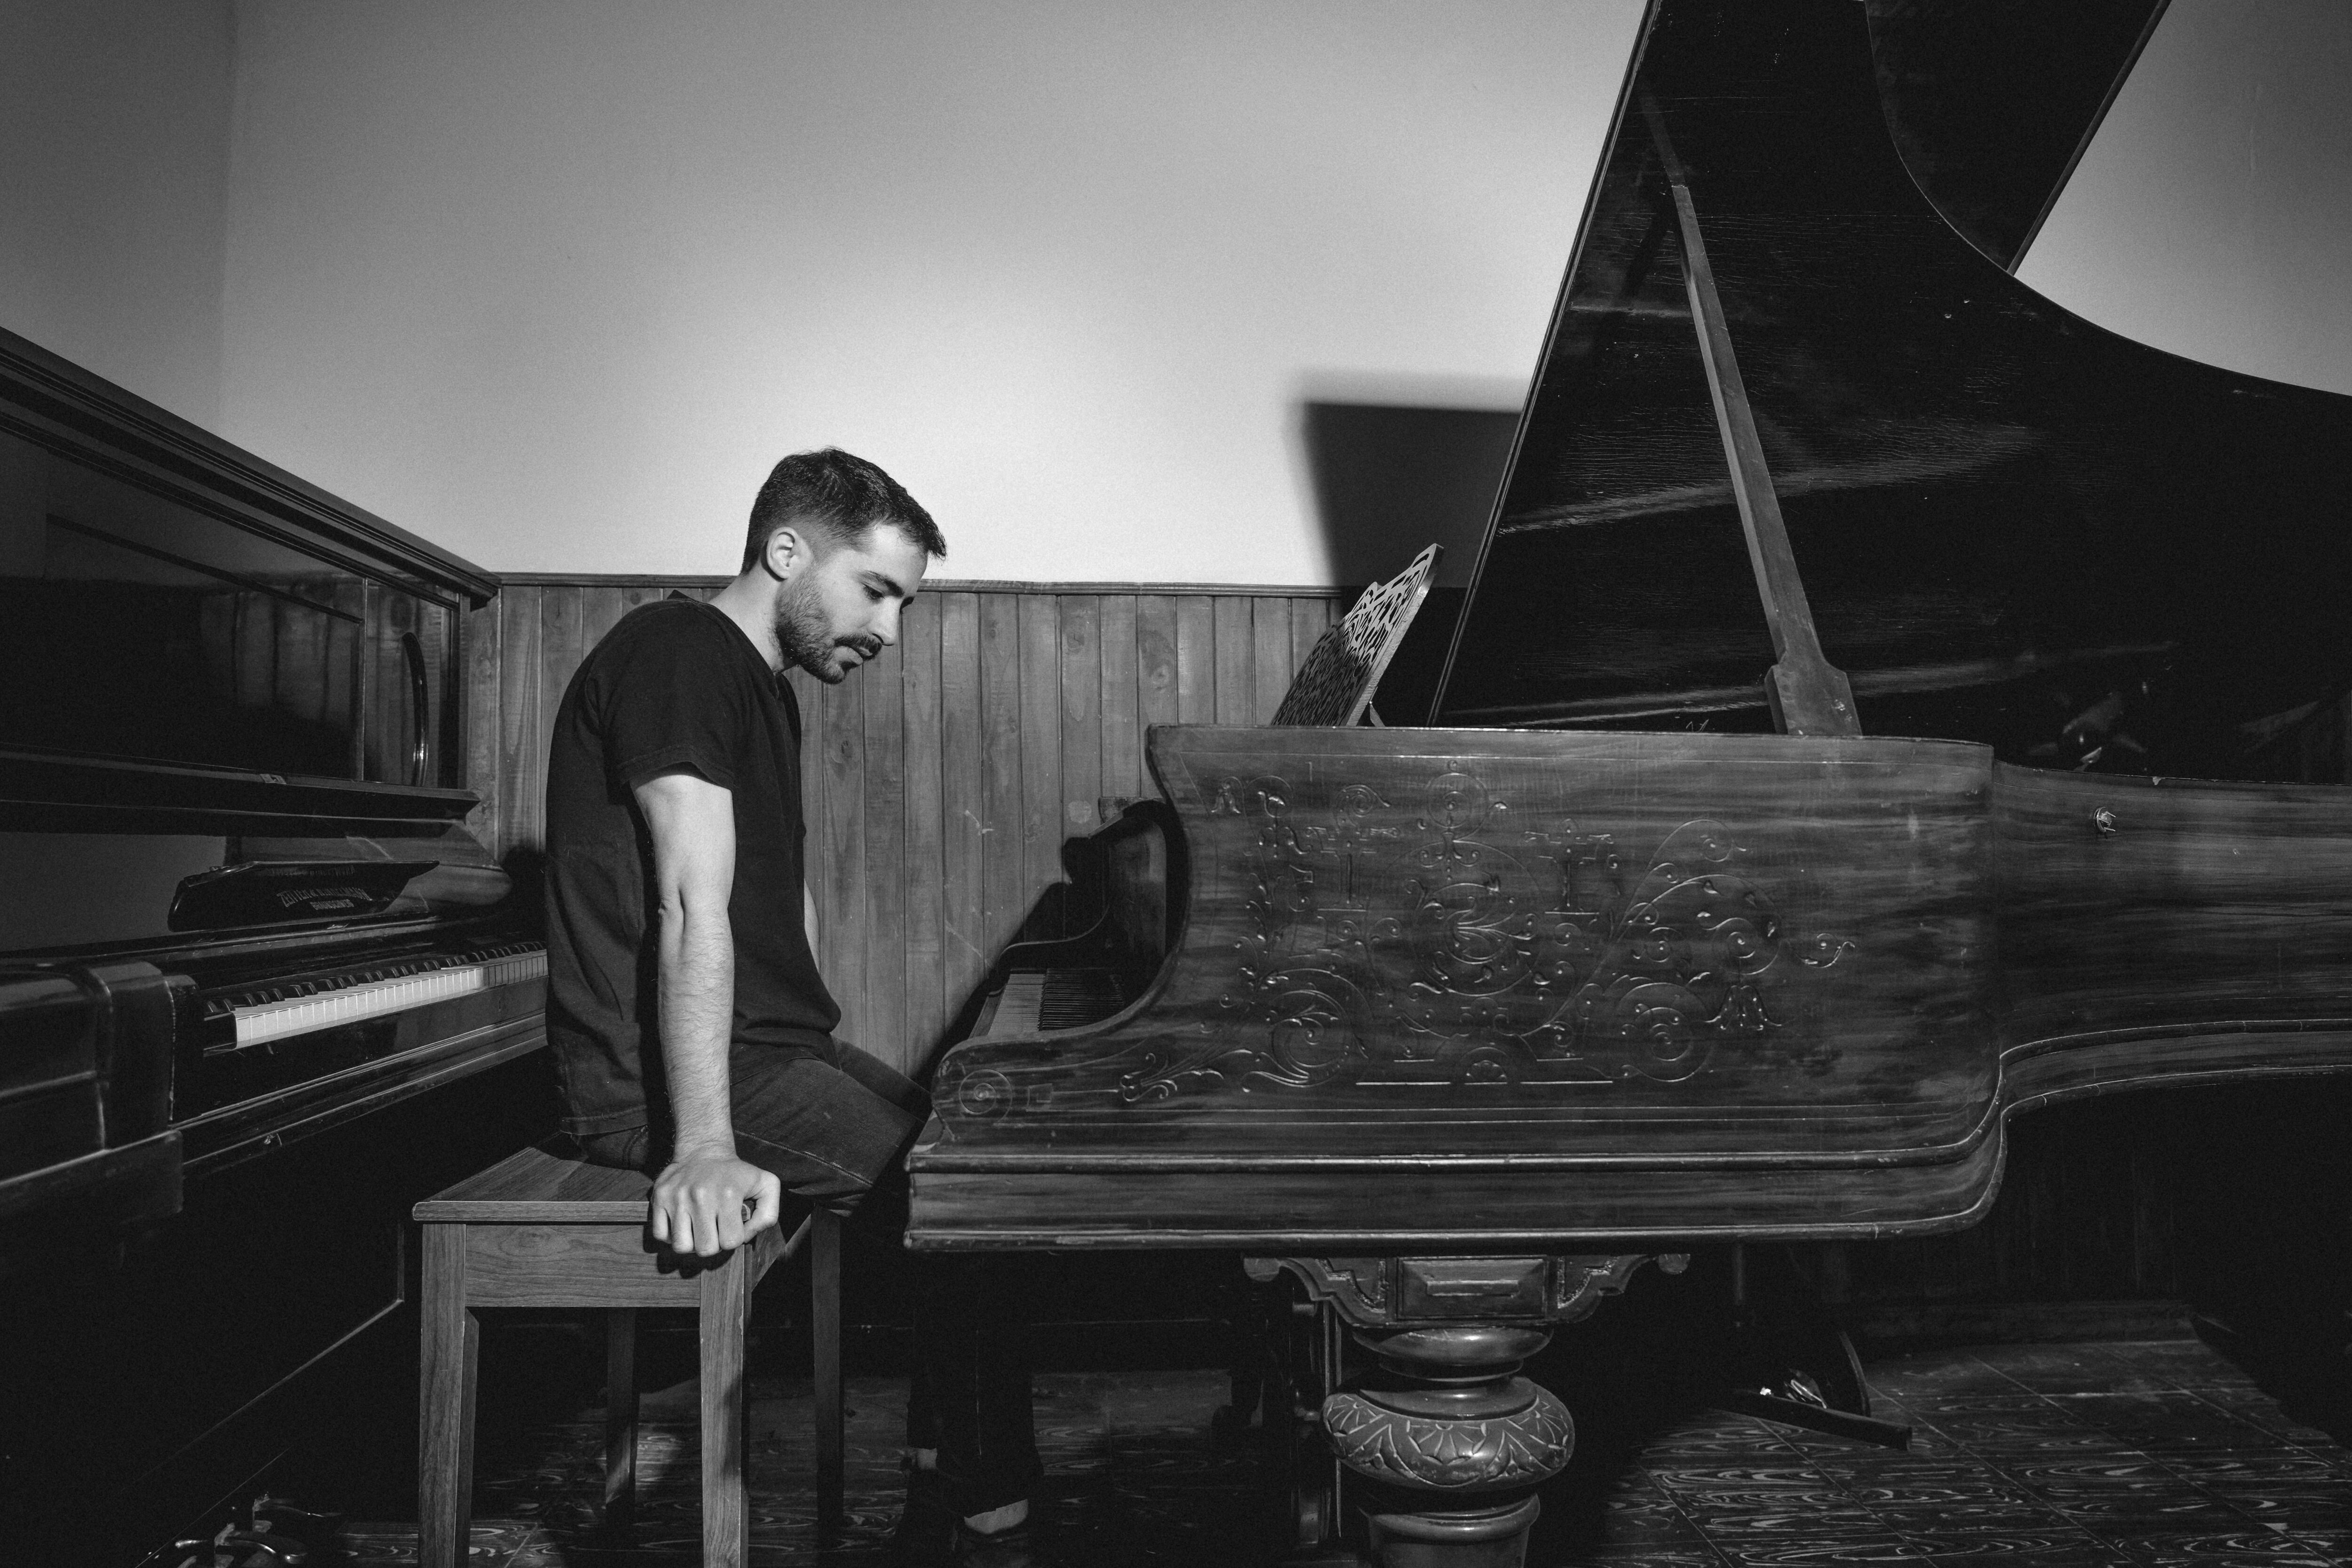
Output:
[
  {"xmin": 0, "ymin": 326, "xmax": 546, "ymax": 1565},
  {"xmin": 909, "ymin": 2, "xmax": 2352, "ymax": 1562}
]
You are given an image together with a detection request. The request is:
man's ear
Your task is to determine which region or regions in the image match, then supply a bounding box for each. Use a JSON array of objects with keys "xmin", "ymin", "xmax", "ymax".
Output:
[{"xmin": 763, "ymin": 524, "xmax": 808, "ymax": 581}]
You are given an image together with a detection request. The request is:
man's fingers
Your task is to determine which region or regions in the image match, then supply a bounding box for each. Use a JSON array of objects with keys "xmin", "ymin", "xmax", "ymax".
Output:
[
  {"xmin": 746, "ymin": 1172, "xmax": 783, "ymax": 1237},
  {"xmin": 714, "ymin": 1181, "xmax": 747, "ymax": 1250},
  {"xmin": 651, "ymin": 1160, "xmax": 774, "ymax": 1257}
]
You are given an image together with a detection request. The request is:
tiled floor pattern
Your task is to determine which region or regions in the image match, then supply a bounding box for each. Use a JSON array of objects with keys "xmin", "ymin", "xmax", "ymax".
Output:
[{"xmin": 342, "ymin": 1337, "xmax": 2350, "ymax": 1566}]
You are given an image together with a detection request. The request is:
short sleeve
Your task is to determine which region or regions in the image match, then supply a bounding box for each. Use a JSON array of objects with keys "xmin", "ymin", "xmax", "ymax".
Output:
[{"xmin": 600, "ymin": 611, "xmax": 748, "ymax": 792}]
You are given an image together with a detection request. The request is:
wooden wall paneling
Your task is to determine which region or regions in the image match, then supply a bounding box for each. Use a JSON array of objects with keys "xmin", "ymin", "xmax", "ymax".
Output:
[
  {"xmin": 861, "ymin": 632, "xmax": 911, "ymax": 1072},
  {"xmin": 1175, "ymin": 596, "xmax": 1215, "ymax": 726},
  {"xmin": 1211, "ymin": 597, "xmax": 1253, "ymax": 724},
  {"xmin": 938, "ymin": 595, "xmax": 988, "ymax": 1054},
  {"xmin": 1099, "ymin": 595, "xmax": 1140, "ymax": 805},
  {"xmin": 1016, "ymin": 595, "xmax": 1063, "ymax": 940},
  {"xmin": 977, "ymin": 596, "xmax": 1025, "ymax": 963},
  {"xmin": 496, "ymin": 585, "xmax": 544, "ymax": 860},
  {"xmin": 899, "ymin": 597, "xmax": 947, "ymax": 1067},
  {"xmin": 1250, "ymin": 597, "xmax": 1293, "ymax": 726},
  {"xmin": 821, "ymin": 651, "xmax": 868, "ymax": 1050},
  {"xmin": 1135, "ymin": 597, "xmax": 1179, "ymax": 782},
  {"xmin": 1059, "ymin": 595, "xmax": 1102, "ymax": 838},
  {"xmin": 577, "ymin": 586, "xmax": 633, "ymax": 654}
]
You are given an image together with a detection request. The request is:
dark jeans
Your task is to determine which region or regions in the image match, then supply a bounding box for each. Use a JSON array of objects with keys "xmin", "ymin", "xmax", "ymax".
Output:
[{"xmin": 578, "ymin": 1038, "xmax": 1039, "ymax": 1516}]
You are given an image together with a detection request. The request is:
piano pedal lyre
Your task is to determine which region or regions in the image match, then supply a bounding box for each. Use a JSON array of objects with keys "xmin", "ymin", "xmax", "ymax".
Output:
[{"xmin": 1713, "ymin": 1244, "xmax": 1911, "ymax": 1450}]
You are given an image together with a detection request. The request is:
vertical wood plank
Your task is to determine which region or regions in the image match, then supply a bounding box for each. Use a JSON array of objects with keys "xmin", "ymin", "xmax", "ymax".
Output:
[
  {"xmin": 1099, "ymin": 594, "xmax": 1140, "ymax": 806},
  {"xmin": 811, "ymin": 1209, "xmax": 845, "ymax": 1531},
  {"xmin": 536, "ymin": 586, "xmax": 585, "ymax": 848},
  {"xmin": 697, "ymin": 1247, "xmax": 751, "ymax": 1568},
  {"xmin": 977, "ymin": 595, "xmax": 1025, "ymax": 966},
  {"xmin": 1059, "ymin": 596, "xmax": 1102, "ymax": 840},
  {"xmin": 898, "ymin": 597, "xmax": 946, "ymax": 1070},
  {"xmin": 1292, "ymin": 596, "xmax": 1327, "ymax": 690},
  {"xmin": 786, "ymin": 664, "xmax": 829, "ymax": 977},
  {"xmin": 463, "ymin": 602, "xmax": 502, "ymax": 852},
  {"xmin": 496, "ymin": 586, "xmax": 544, "ymax": 858},
  {"xmin": 821, "ymin": 659, "xmax": 867, "ymax": 1048},
  {"xmin": 1135, "ymin": 596, "xmax": 1179, "ymax": 794},
  {"xmin": 579, "ymin": 585, "xmax": 633, "ymax": 653},
  {"xmin": 416, "ymin": 1226, "xmax": 478, "ymax": 1568},
  {"xmin": 861, "ymin": 632, "xmax": 910, "ymax": 1071},
  {"xmin": 1017, "ymin": 594, "xmax": 1063, "ymax": 940},
  {"xmin": 1175, "ymin": 595, "xmax": 1216, "ymax": 726},
  {"xmin": 1251, "ymin": 597, "xmax": 1294, "ymax": 724},
  {"xmin": 938, "ymin": 596, "xmax": 987, "ymax": 1038},
  {"xmin": 1212, "ymin": 597, "xmax": 1254, "ymax": 724}
]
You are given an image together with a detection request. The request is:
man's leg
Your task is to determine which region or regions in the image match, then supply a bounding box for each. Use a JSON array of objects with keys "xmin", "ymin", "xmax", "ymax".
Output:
[{"xmin": 721, "ymin": 1042, "xmax": 1040, "ymax": 1545}]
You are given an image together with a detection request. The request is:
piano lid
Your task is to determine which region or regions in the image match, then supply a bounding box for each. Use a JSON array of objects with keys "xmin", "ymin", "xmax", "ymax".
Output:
[{"xmin": 1426, "ymin": 0, "xmax": 2352, "ymax": 779}]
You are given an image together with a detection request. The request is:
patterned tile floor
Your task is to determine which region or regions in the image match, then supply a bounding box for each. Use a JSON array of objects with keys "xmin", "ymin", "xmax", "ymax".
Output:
[{"xmin": 340, "ymin": 1337, "xmax": 2351, "ymax": 1567}]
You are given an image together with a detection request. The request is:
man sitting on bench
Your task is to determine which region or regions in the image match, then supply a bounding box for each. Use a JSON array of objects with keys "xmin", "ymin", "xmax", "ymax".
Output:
[{"xmin": 543, "ymin": 448, "xmax": 1039, "ymax": 1565}]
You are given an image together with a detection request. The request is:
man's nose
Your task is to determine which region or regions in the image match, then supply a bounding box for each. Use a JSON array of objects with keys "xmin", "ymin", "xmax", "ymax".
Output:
[{"xmin": 875, "ymin": 600, "xmax": 902, "ymax": 645}]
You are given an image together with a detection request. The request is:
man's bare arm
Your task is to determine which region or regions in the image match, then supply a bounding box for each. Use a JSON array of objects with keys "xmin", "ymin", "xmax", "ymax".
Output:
[{"xmin": 635, "ymin": 770, "xmax": 782, "ymax": 1256}]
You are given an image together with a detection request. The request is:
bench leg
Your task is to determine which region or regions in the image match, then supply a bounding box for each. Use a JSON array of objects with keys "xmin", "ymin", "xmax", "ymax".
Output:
[
  {"xmin": 700, "ymin": 1250, "xmax": 752, "ymax": 1568},
  {"xmin": 814, "ymin": 1207, "xmax": 844, "ymax": 1534},
  {"xmin": 418, "ymin": 1225, "xmax": 478, "ymax": 1568},
  {"xmin": 604, "ymin": 1307, "xmax": 638, "ymax": 1527}
]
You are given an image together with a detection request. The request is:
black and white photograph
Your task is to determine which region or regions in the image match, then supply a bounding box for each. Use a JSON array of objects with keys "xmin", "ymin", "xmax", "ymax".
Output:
[{"xmin": 3, "ymin": 3, "xmax": 2350, "ymax": 1565}]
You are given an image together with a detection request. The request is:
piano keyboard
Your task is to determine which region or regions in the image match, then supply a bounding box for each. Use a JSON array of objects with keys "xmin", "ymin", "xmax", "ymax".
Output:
[
  {"xmin": 973, "ymin": 967, "xmax": 1130, "ymax": 1036},
  {"xmin": 225, "ymin": 944, "xmax": 546, "ymax": 1046}
]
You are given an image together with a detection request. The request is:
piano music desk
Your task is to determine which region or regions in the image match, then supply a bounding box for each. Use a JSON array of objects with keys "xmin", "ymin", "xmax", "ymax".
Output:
[{"xmin": 412, "ymin": 1146, "xmax": 843, "ymax": 1568}]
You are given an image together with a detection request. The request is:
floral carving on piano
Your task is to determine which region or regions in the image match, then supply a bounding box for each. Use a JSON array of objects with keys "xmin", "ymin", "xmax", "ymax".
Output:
[
  {"xmin": 1117, "ymin": 769, "xmax": 1856, "ymax": 1102},
  {"xmin": 1320, "ymin": 1381, "xmax": 1574, "ymax": 1491}
]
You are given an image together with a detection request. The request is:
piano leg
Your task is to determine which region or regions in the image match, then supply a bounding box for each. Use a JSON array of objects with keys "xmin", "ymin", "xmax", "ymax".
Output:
[
  {"xmin": 1324, "ymin": 1323, "xmax": 1569, "ymax": 1568},
  {"xmin": 1250, "ymin": 1255, "xmax": 1666, "ymax": 1566}
]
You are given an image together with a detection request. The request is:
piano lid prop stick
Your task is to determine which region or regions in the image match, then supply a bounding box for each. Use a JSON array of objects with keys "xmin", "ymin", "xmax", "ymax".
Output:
[{"xmin": 1641, "ymin": 91, "xmax": 1861, "ymax": 740}]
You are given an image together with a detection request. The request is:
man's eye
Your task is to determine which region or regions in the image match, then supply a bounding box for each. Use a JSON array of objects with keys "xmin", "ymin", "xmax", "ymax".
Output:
[{"xmin": 865, "ymin": 587, "xmax": 883, "ymax": 602}]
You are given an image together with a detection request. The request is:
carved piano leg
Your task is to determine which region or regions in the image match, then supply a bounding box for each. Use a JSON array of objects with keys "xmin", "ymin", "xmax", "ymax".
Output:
[
  {"xmin": 1252, "ymin": 1254, "xmax": 1671, "ymax": 1565},
  {"xmin": 1324, "ymin": 1324, "xmax": 1570, "ymax": 1568}
]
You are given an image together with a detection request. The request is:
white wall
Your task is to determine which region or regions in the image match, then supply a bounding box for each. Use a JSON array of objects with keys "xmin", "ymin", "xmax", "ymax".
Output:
[
  {"xmin": 2018, "ymin": 0, "xmax": 2352, "ymax": 398},
  {"xmin": 0, "ymin": 0, "xmax": 234, "ymax": 429},
  {"xmin": 9, "ymin": 1, "xmax": 2344, "ymax": 585},
  {"xmin": 218, "ymin": 0, "xmax": 1641, "ymax": 582}
]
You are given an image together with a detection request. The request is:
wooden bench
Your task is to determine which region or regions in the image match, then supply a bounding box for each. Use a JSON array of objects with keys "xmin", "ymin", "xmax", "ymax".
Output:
[{"xmin": 413, "ymin": 1146, "xmax": 842, "ymax": 1568}]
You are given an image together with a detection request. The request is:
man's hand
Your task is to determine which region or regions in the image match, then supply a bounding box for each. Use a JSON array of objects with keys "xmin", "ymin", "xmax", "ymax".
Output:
[{"xmin": 650, "ymin": 1145, "xmax": 782, "ymax": 1256}]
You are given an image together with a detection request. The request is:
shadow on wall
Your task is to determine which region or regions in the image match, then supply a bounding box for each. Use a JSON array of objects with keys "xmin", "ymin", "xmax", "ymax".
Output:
[{"xmin": 1297, "ymin": 399, "xmax": 1518, "ymax": 725}]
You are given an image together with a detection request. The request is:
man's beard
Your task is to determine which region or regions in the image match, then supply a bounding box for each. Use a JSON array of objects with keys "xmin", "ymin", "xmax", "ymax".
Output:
[{"xmin": 772, "ymin": 578, "xmax": 873, "ymax": 684}]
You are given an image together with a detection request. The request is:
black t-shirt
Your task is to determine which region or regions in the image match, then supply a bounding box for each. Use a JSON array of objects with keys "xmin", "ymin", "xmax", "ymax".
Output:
[{"xmin": 543, "ymin": 594, "xmax": 838, "ymax": 1136}]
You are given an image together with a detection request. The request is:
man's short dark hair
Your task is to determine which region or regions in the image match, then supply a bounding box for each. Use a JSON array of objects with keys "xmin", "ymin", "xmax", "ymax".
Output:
[{"xmin": 742, "ymin": 447, "xmax": 946, "ymax": 573}]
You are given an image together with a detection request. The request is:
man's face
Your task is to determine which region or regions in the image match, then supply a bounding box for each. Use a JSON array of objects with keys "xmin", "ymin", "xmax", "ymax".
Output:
[{"xmin": 771, "ymin": 522, "xmax": 930, "ymax": 685}]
